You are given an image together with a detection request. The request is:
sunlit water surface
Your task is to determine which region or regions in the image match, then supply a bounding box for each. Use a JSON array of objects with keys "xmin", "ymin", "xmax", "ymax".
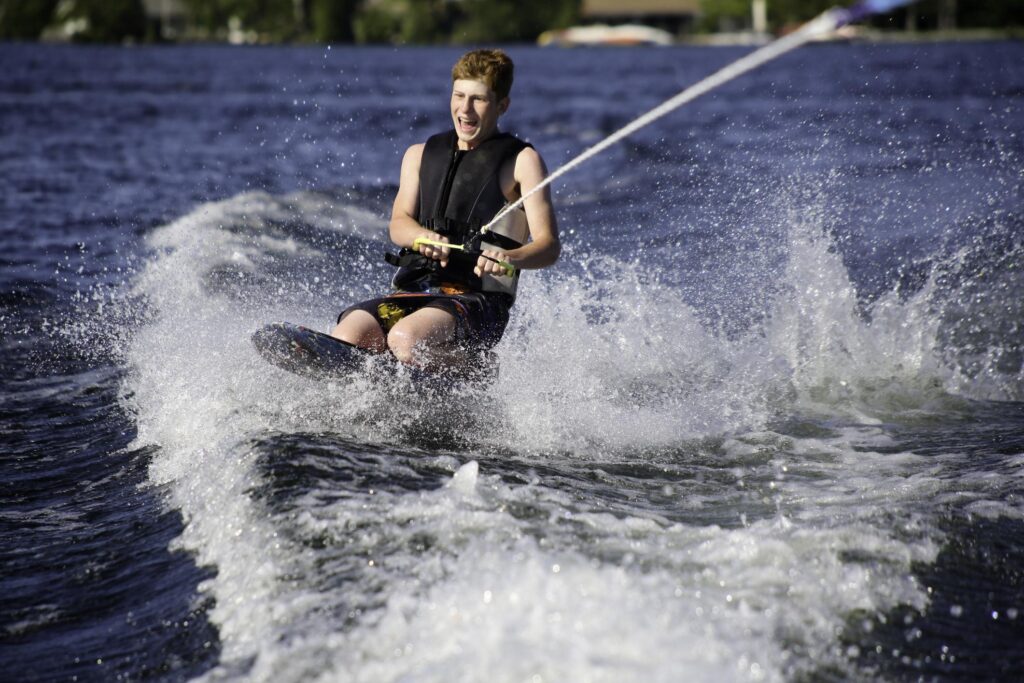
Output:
[{"xmin": 2, "ymin": 42, "xmax": 1023, "ymax": 681}]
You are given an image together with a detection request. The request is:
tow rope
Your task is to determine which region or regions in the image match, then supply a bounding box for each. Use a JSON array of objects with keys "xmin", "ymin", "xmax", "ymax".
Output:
[{"xmin": 481, "ymin": 0, "xmax": 919, "ymax": 234}]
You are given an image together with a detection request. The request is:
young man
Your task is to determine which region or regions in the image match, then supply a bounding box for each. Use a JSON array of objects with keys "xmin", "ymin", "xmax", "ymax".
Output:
[{"xmin": 330, "ymin": 49, "xmax": 560, "ymax": 371}]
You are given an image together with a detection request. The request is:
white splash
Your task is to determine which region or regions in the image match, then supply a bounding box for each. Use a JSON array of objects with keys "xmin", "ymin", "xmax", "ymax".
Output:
[{"xmin": 115, "ymin": 189, "xmax": 1014, "ymax": 682}]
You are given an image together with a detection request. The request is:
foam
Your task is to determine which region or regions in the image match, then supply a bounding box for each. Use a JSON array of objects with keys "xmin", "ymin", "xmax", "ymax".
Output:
[
  {"xmin": 190, "ymin": 456, "xmax": 938, "ymax": 683},
  {"xmin": 115, "ymin": 189, "xmax": 1017, "ymax": 680}
]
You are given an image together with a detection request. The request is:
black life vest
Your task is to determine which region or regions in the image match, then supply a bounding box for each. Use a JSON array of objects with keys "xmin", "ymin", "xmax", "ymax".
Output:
[
  {"xmin": 419, "ymin": 129, "xmax": 530, "ymax": 243},
  {"xmin": 389, "ymin": 130, "xmax": 531, "ymax": 296}
]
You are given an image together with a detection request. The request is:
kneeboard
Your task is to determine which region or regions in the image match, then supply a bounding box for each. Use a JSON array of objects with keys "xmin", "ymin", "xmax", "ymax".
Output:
[
  {"xmin": 252, "ymin": 322, "xmax": 377, "ymax": 380},
  {"xmin": 252, "ymin": 322, "xmax": 498, "ymax": 385}
]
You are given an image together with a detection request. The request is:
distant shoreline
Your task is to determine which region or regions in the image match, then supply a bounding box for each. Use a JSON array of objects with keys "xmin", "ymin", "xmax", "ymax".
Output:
[{"xmin": 3, "ymin": 27, "xmax": 1021, "ymax": 48}]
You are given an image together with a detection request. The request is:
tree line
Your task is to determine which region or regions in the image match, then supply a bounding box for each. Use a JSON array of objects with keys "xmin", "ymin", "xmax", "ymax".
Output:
[{"xmin": 1, "ymin": 0, "xmax": 1021, "ymax": 44}]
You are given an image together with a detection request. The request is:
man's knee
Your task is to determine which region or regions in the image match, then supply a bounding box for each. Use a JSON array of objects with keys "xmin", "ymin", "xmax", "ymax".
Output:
[
  {"xmin": 387, "ymin": 308, "xmax": 456, "ymax": 366},
  {"xmin": 386, "ymin": 327, "xmax": 419, "ymax": 364},
  {"xmin": 332, "ymin": 310, "xmax": 386, "ymax": 350}
]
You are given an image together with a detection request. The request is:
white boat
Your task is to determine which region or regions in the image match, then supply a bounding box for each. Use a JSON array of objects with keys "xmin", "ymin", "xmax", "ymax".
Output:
[{"xmin": 538, "ymin": 24, "xmax": 674, "ymax": 47}]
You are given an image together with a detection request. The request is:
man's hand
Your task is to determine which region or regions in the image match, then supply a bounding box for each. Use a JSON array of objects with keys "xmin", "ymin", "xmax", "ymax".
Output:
[
  {"xmin": 416, "ymin": 233, "xmax": 450, "ymax": 268},
  {"xmin": 474, "ymin": 248, "xmax": 513, "ymax": 277}
]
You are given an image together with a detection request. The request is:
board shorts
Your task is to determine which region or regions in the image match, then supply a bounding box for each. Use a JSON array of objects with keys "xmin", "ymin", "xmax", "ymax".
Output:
[{"xmin": 337, "ymin": 289, "xmax": 511, "ymax": 351}]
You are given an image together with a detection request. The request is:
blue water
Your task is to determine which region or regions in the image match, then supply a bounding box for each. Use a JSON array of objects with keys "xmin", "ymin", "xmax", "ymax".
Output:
[{"xmin": 2, "ymin": 41, "xmax": 1023, "ymax": 681}]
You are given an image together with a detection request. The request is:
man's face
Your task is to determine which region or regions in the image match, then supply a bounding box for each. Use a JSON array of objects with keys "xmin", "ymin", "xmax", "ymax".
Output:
[{"xmin": 450, "ymin": 78, "xmax": 507, "ymax": 148}]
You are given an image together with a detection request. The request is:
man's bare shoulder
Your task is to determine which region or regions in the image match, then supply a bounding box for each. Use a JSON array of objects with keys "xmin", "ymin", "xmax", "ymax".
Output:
[
  {"xmin": 514, "ymin": 145, "xmax": 549, "ymax": 182},
  {"xmin": 516, "ymin": 145, "xmax": 544, "ymax": 164},
  {"xmin": 403, "ymin": 142, "xmax": 426, "ymax": 165}
]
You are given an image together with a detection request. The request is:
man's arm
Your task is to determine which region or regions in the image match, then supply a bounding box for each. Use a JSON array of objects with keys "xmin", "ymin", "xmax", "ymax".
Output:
[
  {"xmin": 389, "ymin": 143, "xmax": 451, "ymax": 266},
  {"xmin": 476, "ymin": 147, "xmax": 561, "ymax": 277}
]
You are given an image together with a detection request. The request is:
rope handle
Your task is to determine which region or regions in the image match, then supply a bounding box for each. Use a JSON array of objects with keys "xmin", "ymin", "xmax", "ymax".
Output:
[{"xmin": 412, "ymin": 237, "xmax": 516, "ymax": 277}]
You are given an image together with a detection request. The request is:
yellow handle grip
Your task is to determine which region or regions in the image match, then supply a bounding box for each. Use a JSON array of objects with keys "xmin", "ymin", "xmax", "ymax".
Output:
[
  {"xmin": 413, "ymin": 237, "xmax": 465, "ymax": 252},
  {"xmin": 412, "ymin": 237, "xmax": 516, "ymax": 277}
]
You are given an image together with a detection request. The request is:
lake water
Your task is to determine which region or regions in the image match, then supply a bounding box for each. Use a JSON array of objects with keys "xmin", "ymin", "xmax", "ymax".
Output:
[{"xmin": 2, "ymin": 41, "xmax": 1023, "ymax": 681}]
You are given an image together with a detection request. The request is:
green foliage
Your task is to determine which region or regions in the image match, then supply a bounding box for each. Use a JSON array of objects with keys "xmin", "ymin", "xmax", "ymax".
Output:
[
  {"xmin": 910, "ymin": 0, "xmax": 1024, "ymax": 29},
  {"xmin": 697, "ymin": 0, "xmax": 861, "ymax": 32},
  {"xmin": 5, "ymin": 0, "xmax": 1021, "ymax": 44},
  {"xmin": 697, "ymin": 0, "xmax": 753, "ymax": 33},
  {"xmin": 352, "ymin": 0, "xmax": 449, "ymax": 44},
  {"xmin": 56, "ymin": 0, "xmax": 146, "ymax": 42},
  {"xmin": 452, "ymin": 0, "xmax": 578, "ymax": 43},
  {"xmin": 353, "ymin": 5, "xmax": 398, "ymax": 43},
  {"xmin": 180, "ymin": 0, "xmax": 300, "ymax": 40},
  {"xmin": 352, "ymin": 0, "xmax": 580, "ymax": 46},
  {"xmin": 398, "ymin": 0, "xmax": 447, "ymax": 44},
  {"xmin": 768, "ymin": 0, "xmax": 835, "ymax": 28},
  {"xmin": 179, "ymin": 0, "xmax": 241, "ymax": 36},
  {"xmin": 312, "ymin": 0, "xmax": 360, "ymax": 42},
  {"xmin": 451, "ymin": 0, "xmax": 519, "ymax": 43},
  {"xmin": 0, "ymin": 0, "xmax": 60, "ymax": 39}
]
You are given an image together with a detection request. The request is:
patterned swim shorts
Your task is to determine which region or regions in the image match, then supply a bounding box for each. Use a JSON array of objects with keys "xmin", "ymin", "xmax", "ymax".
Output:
[{"xmin": 337, "ymin": 290, "xmax": 511, "ymax": 350}]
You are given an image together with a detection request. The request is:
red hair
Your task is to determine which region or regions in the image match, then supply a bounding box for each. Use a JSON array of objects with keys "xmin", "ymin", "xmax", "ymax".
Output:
[{"xmin": 451, "ymin": 49, "xmax": 514, "ymax": 100}]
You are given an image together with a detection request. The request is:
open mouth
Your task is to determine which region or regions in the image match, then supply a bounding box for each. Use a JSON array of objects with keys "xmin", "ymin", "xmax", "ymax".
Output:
[{"xmin": 457, "ymin": 117, "xmax": 478, "ymax": 134}]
